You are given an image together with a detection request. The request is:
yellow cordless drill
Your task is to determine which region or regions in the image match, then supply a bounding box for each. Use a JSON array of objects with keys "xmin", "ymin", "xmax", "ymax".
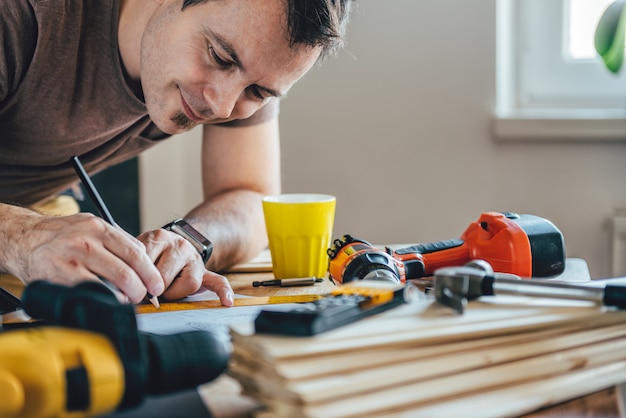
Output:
[{"xmin": 0, "ymin": 281, "xmax": 230, "ymax": 418}]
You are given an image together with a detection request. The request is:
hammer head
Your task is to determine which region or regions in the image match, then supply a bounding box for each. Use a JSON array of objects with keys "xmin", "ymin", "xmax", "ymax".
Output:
[
  {"xmin": 433, "ymin": 259, "xmax": 524, "ymax": 313},
  {"xmin": 433, "ymin": 265, "xmax": 488, "ymax": 314}
]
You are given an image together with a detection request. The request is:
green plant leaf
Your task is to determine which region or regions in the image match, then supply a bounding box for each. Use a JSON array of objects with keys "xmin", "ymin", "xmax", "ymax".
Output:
[{"xmin": 595, "ymin": 0, "xmax": 626, "ymax": 73}]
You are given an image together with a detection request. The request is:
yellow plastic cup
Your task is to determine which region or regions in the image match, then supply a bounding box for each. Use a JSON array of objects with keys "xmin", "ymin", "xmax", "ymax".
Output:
[{"xmin": 262, "ymin": 194, "xmax": 336, "ymax": 279}]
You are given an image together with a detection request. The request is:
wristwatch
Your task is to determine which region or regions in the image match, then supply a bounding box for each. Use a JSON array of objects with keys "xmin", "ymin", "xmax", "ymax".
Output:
[{"xmin": 162, "ymin": 218, "xmax": 213, "ymax": 264}]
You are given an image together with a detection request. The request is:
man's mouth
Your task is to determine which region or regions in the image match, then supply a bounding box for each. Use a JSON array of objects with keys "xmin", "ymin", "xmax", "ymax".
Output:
[{"xmin": 180, "ymin": 93, "xmax": 204, "ymax": 123}]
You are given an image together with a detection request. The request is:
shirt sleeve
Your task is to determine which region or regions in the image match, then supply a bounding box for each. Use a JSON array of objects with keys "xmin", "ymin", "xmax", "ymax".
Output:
[{"xmin": 0, "ymin": 1, "xmax": 37, "ymax": 104}]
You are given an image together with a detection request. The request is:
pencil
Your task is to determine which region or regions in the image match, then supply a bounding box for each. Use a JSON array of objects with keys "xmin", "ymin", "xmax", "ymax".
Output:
[
  {"xmin": 71, "ymin": 156, "xmax": 117, "ymax": 226},
  {"xmin": 70, "ymin": 156, "xmax": 160, "ymax": 309}
]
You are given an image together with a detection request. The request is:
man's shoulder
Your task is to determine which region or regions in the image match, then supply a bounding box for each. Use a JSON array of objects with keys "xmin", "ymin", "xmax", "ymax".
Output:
[
  {"xmin": 1, "ymin": 0, "xmax": 36, "ymax": 24},
  {"xmin": 0, "ymin": 1, "xmax": 38, "ymax": 46},
  {"xmin": 0, "ymin": 1, "xmax": 38, "ymax": 100},
  {"xmin": 0, "ymin": 0, "xmax": 118, "ymax": 103}
]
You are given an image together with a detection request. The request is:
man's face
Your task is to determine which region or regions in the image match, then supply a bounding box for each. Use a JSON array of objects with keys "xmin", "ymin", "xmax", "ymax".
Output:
[{"xmin": 140, "ymin": 0, "xmax": 321, "ymax": 134}]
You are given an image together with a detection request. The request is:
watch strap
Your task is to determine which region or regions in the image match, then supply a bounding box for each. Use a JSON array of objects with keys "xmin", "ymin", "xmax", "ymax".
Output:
[{"xmin": 162, "ymin": 218, "xmax": 213, "ymax": 264}]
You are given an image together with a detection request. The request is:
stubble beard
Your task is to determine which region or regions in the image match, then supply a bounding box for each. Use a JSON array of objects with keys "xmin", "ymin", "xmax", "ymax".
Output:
[{"xmin": 171, "ymin": 112, "xmax": 197, "ymax": 131}]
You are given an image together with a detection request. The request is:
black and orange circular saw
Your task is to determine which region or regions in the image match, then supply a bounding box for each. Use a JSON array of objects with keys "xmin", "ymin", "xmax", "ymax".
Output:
[{"xmin": 327, "ymin": 212, "xmax": 566, "ymax": 284}]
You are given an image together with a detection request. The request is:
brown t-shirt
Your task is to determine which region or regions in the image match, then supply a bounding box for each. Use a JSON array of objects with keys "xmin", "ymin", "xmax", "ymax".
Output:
[{"xmin": 0, "ymin": 0, "xmax": 278, "ymax": 206}]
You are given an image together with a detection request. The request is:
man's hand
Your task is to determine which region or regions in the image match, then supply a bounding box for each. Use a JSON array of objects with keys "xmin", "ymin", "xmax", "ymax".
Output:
[
  {"xmin": 2, "ymin": 212, "xmax": 165, "ymax": 304},
  {"xmin": 138, "ymin": 228, "xmax": 234, "ymax": 306}
]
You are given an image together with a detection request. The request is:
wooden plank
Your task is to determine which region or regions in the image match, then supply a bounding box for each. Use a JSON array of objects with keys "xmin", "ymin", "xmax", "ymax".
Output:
[
  {"xmin": 288, "ymin": 324, "xmax": 626, "ymax": 404},
  {"xmin": 231, "ymin": 321, "xmax": 615, "ymax": 381},
  {"xmin": 230, "ymin": 302, "xmax": 625, "ymax": 361},
  {"xmin": 289, "ymin": 337, "xmax": 626, "ymax": 418},
  {"xmin": 230, "ymin": 323, "xmax": 626, "ymax": 406},
  {"xmin": 383, "ymin": 362, "xmax": 626, "ymax": 418},
  {"xmin": 224, "ymin": 249, "xmax": 273, "ymax": 273}
]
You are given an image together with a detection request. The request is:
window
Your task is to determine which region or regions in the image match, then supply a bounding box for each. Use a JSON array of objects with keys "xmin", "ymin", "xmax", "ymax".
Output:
[
  {"xmin": 567, "ymin": 0, "xmax": 614, "ymax": 59},
  {"xmin": 494, "ymin": 0, "xmax": 626, "ymax": 140}
]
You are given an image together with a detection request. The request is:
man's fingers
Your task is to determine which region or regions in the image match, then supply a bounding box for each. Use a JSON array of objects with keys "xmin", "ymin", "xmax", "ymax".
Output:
[
  {"xmin": 85, "ymin": 254, "xmax": 152, "ymax": 304},
  {"xmin": 161, "ymin": 265, "xmax": 202, "ymax": 301},
  {"xmin": 103, "ymin": 228, "xmax": 165, "ymax": 298},
  {"xmin": 18, "ymin": 215, "xmax": 165, "ymax": 304},
  {"xmin": 203, "ymin": 271, "xmax": 234, "ymax": 306},
  {"xmin": 217, "ymin": 286, "xmax": 235, "ymax": 307},
  {"xmin": 140, "ymin": 229, "xmax": 196, "ymax": 284},
  {"xmin": 137, "ymin": 229, "xmax": 234, "ymax": 304}
]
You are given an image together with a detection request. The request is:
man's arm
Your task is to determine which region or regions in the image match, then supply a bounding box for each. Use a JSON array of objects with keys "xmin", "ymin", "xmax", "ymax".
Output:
[
  {"xmin": 137, "ymin": 117, "xmax": 280, "ymax": 301},
  {"xmin": 190, "ymin": 116, "xmax": 281, "ymax": 270},
  {"xmin": 0, "ymin": 203, "xmax": 165, "ymax": 304}
]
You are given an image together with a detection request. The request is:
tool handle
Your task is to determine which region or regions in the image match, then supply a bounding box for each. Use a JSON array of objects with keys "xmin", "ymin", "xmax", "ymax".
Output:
[
  {"xmin": 394, "ymin": 239, "xmax": 464, "ymax": 256},
  {"xmin": 491, "ymin": 278, "xmax": 606, "ymax": 302},
  {"xmin": 393, "ymin": 239, "xmax": 469, "ymax": 279},
  {"xmin": 603, "ymin": 285, "xmax": 626, "ymax": 308}
]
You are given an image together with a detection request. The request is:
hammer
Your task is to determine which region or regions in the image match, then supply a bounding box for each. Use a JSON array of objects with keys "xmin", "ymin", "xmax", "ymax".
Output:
[{"xmin": 433, "ymin": 260, "xmax": 626, "ymax": 314}]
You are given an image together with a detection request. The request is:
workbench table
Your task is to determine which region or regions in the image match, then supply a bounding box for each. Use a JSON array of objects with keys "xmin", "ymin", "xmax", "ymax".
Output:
[{"xmin": 2, "ymin": 259, "xmax": 625, "ymax": 418}]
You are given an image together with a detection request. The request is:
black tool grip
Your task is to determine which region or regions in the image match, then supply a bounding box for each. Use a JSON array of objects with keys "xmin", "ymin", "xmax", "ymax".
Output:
[
  {"xmin": 394, "ymin": 239, "xmax": 464, "ymax": 255},
  {"xmin": 603, "ymin": 285, "xmax": 626, "ymax": 309},
  {"xmin": 480, "ymin": 275, "xmax": 495, "ymax": 297},
  {"xmin": 143, "ymin": 331, "xmax": 229, "ymax": 395}
]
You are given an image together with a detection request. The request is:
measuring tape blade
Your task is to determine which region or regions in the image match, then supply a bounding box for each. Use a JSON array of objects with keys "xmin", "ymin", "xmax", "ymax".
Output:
[{"xmin": 136, "ymin": 294, "xmax": 324, "ymax": 314}]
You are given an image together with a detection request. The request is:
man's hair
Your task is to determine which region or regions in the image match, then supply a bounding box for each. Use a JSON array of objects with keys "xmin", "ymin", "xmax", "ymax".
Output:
[{"xmin": 181, "ymin": 0, "xmax": 353, "ymax": 59}]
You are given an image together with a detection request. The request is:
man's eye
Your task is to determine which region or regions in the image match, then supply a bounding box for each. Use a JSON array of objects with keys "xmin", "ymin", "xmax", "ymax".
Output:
[
  {"xmin": 249, "ymin": 86, "xmax": 266, "ymax": 101},
  {"xmin": 209, "ymin": 46, "xmax": 232, "ymax": 69}
]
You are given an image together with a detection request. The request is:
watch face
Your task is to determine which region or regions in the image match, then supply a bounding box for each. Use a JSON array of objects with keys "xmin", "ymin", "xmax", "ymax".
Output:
[
  {"xmin": 176, "ymin": 220, "xmax": 210, "ymax": 246},
  {"xmin": 168, "ymin": 220, "xmax": 213, "ymax": 263}
]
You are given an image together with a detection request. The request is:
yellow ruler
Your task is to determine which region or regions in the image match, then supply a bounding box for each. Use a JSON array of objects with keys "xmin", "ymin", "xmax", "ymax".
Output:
[{"xmin": 136, "ymin": 294, "xmax": 324, "ymax": 314}]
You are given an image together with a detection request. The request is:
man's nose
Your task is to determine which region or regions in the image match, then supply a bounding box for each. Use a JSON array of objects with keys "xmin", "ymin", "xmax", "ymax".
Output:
[{"xmin": 203, "ymin": 83, "xmax": 240, "ymax": 120}]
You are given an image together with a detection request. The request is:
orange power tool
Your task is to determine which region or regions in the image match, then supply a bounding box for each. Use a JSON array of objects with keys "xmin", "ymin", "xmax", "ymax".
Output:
[{"xmin": 327, "ymin": 212, "xmax": 566, "ymax": 284}]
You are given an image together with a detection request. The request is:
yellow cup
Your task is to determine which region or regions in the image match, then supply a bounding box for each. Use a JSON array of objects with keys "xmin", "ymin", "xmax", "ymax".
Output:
[{"xmin": 262, "ymin": 194, "xmax": 336, "ymax": 279}]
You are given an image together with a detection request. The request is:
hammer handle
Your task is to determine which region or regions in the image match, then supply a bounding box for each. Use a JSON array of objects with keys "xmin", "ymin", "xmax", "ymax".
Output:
[{"xmin": 487, "ymin": 277, "xmax": 619, "ymax": 307}]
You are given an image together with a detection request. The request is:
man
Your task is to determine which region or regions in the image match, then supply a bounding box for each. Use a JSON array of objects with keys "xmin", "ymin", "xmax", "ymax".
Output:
[{"xmin": 0, "ymin": 0, "xmax": 352, "ymax": 305}]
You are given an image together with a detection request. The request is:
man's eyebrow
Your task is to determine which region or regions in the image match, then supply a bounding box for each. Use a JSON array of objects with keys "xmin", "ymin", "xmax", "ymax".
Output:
[
  {"xmin": 207, "ymin": 29, "xmax": 284, "ymax": 99},
  {"xmin": 210, "ymin": 30, "xmax": 244, "ymax": 70}
]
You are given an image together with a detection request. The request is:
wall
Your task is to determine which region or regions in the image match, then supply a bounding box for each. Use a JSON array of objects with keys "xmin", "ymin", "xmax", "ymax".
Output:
[{"xmin": 140, "ymin": 0, "xmax": 626, "ymax": 279}]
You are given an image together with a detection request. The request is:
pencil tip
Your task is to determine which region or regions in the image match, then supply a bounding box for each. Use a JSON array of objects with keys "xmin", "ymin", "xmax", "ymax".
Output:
[{"xmin": 150, "ymin": 295, "xmax": 160, "ymax": 309}]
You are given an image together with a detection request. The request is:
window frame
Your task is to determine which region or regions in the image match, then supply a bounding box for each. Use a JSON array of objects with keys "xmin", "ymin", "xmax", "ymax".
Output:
[{"xmin": 493, "ymin": 0, "xmax": 626, "ymax": 141}]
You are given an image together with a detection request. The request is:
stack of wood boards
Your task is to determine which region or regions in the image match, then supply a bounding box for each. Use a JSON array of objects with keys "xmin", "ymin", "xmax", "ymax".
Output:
[{"xmin": 228, "ymin": 295, "xmax": 626, "ymax": 417}]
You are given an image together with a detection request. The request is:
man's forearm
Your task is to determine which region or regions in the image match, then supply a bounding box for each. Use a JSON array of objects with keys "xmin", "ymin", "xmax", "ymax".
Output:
[
  {"xmin": 0, "ymin": 202, "xmax": 42, "ymax": 277},
  {"xmin": 183, "ymin": 189, "xmax": 270, "ymax": 272}
]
